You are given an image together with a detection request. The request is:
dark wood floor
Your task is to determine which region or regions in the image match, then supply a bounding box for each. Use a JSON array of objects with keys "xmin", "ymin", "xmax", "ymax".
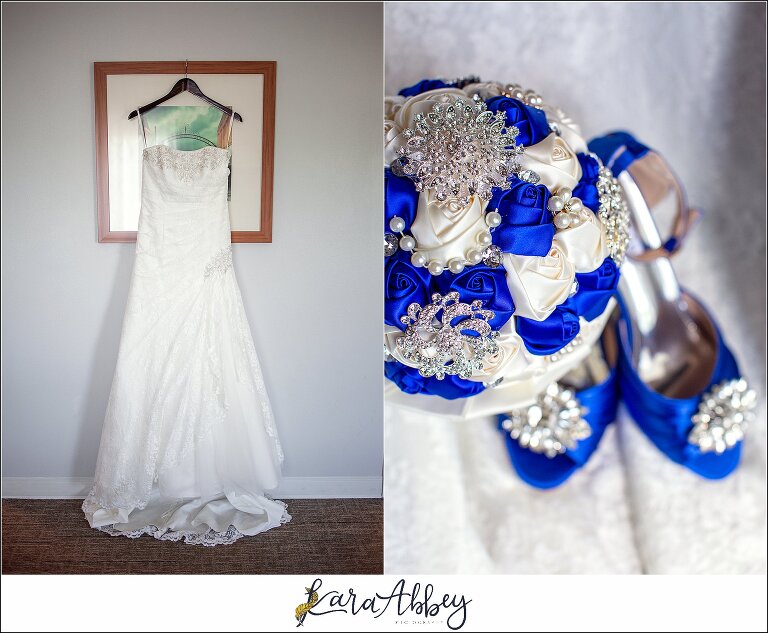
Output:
[{"xmin": 2, "ymin": 498, "xmax": 382, "ymax": 574}]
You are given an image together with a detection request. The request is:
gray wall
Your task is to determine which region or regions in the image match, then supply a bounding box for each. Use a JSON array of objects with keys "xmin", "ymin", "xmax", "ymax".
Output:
[{"xmin": 1, "ymin": 3, "xmax": 383, "ymax": 484}]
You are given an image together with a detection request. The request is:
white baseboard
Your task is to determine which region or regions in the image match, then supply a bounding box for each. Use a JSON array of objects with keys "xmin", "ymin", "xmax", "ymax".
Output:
[{"xmin": 1, "ymin": 476, "xmax": 382, "ymax": 500}]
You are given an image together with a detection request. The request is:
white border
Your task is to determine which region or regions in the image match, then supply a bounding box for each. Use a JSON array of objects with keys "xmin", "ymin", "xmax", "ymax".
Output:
[
  {"xmin": 1, "ymin": 575, "xmax": 766, "ymax": 632},
  {"xmin": 1, "ymin": 476, "xmax": 382, "ymax": 499}
]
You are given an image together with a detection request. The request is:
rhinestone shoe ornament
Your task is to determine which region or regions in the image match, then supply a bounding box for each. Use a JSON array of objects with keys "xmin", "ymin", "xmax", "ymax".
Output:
[
  {"xmin": 501, "ymin": 382, "xmax": 591, "ymax": 458},
  {"xmin": 396, "ymin": 292, "xmax": 499, "ymax": 380},
  {"xmin": 392, "ymin": 97, "xmax": 524, "ymax": 205},
  {"xmin": 688, "ymin": 378, "xmax": 755, "ymax": 454},
  {"xmin": 596, "ymin": 165, "xmax": 630, "ymax": 266}
]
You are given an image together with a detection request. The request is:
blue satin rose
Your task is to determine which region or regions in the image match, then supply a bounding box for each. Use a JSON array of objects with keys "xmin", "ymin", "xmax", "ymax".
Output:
[
  {"xmin": 517, "ymin": 308, "xmax": 580, "ymax": 355},
  {"xmin": 385, "ymin": 360, "xmax": 485, "ymax": 399},
  {"xmin": 385, "ymin": 168, "xmax": 419, "ymax": 233},
  {"xmin": 485, "ymin": 96, "xmax": 550, "ymax": 147},
  {"xmin": 435, "ymin": 265, "xmax": 515, "ymax": 331},
  {"xmin": 398, "ymin": 78, "xmax": 452, "ymax": 97},
  {"xmin": 563, "ymin": 257, "xmax": 619, "ymax": 321},
  {"xmin": 385, "ymin": 251, "xmax": 432, "ymax": 329},
  {"xmin": 489, "ymin": 179, "xmax": 555, "ymax": 256},
  {"xmin": 572, "ymin": 153, "xmax": 601, "ymax": 212}
]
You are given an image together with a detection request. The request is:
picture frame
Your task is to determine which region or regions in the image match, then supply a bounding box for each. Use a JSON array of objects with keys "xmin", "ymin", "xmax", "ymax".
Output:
[{"xmin": 94, "ymin": 61, "xmax": 276, "ymax": 243}]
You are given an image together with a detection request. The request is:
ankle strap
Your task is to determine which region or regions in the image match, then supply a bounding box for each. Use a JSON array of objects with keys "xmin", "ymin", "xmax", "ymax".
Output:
[{"xmin": 588, "ymin": 131, "xmax": 699, "ymax": 262}]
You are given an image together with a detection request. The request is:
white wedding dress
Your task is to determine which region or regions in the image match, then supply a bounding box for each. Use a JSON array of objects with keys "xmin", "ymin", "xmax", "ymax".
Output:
[{"xmin": 83, "ymin": 121, "xmax": 289, "ymax": 545}]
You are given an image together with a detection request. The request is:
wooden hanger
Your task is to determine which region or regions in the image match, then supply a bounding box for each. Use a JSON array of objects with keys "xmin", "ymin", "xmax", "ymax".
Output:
[{"xmin": 128, "ymin": 60, "xmax": 243, "ymax": 122}]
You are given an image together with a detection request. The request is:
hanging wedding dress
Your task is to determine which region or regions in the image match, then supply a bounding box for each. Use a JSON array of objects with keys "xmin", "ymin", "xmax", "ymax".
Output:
[{"xmin": 83, "ymin": 113, "xmax": 289, "ymax": 545}]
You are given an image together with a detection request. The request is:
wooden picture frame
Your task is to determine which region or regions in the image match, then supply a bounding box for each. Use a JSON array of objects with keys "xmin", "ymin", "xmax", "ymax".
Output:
[{"xmin": 94, "ymin": 61, "xmax": 276, "ymax": 243}]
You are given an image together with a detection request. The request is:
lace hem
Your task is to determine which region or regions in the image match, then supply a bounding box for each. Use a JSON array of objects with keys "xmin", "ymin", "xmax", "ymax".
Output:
[{"xmin": 89, "ymin": 498, "xmax": 291, "ymax": 547}]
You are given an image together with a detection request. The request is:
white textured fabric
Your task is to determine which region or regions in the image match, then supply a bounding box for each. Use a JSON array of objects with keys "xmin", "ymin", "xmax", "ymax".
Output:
[
  {"xmin": 385, "ymin": 1, "xmax": 766, "ymax": 573},
  {"xmin": 83, "ymin": 144, "xmax": 289, "ymax": 545},
  {"xmin": 385, "ymin": 404, "xmax": 641, "ymax": 574}
]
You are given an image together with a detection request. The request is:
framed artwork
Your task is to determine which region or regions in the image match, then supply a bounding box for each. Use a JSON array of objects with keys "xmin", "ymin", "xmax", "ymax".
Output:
[{"xmin": 94, "ymin": 61, "xmax": 276, "ymax": 243}]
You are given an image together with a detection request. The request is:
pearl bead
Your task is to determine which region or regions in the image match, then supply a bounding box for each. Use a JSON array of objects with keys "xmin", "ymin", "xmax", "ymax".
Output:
[
  {"xmin": 477, "ymin": 231, "xmax": 493, "ymax": 246},
  {"xmin": 466, "ymin": 249, "xmax": 483, "ymax": 264},
  {"xmin": 569, "ymin": 212, "xmax": 583, "ymax": 227},
  {"xmin": 448, "ymin": 258, "xmax": 465, "ymax": 274},
  {"xmin": 547, "ymin": 196, "xmax": 564, "ymax": 213},
  {"xmin": 568, "ymin": 198, "xmax": 583, "ymax": 213},
  {"xmin": 559, "ymin": 188, "xmax": 572, "ymax": 202},
  {"xmin": 485, "ymin": 211, "xmax": 502, "ymax": 228},
  {"xmin": 389, "ymin": 216, "xmax": 405, "ymax": 233},
  {"xmin": 427, "ymin": 261, "xmax": 444, "ymax": 276},
  {"xmin": 399, "ymin": 235, "xmax": 416, "ymax": 251},
  {"xmin": 411, "ymin": 252, "xmax": 427, "ymax": 267},
  {"xmin": 554, "ymin": 212, "xmax": 571, "ymax": 229}
]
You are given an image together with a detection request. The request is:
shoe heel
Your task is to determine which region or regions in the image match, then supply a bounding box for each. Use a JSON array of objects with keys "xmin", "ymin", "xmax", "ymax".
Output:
[
  {"xmin": 589, "ymin": 132, "xmax": 754, "ymax": 478},
  {"xmin": 618, "ymin": 152, "xmax": 717, "ymax": 398}
]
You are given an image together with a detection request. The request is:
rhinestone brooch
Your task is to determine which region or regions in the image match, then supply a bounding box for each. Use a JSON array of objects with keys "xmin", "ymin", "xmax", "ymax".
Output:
[
  {"xmin": 396, "ymin": 292, "xmax": 499, "ymax": 380},
  {"xmin": 596, "ymin": 165, "xmax": 630, "ymax": 266},
  {"xmin": 688, "ymin": 378, "xmax": 755, "ymax": 454},
  {"xmin": 501, "ymin": 382, "xmax": 591, "ymax": 458},
  {"xmin": 392, "ymin": 96, "xmax": 524, "ymax": 205}
]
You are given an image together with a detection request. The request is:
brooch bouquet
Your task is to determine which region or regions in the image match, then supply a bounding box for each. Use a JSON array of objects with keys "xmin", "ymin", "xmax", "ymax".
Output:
[{"xmin": 384, "ymin": 78, "xmax": 629, "ymax": 418}]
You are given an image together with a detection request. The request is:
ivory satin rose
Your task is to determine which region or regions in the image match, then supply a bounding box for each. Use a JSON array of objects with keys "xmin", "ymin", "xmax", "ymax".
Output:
[
  {"xmin": 502, "ymin": 243, "xmax": 576, "ymax": 321},
  {"xmin": 541, "ymin": 104, "xmax": 588, "ymax": 154},
  {"xmin": 519, "ymin": 133, "xmax": 582, "ymax": 192},
  {"xmin": 464, "ymin": 321, "xmax": 529, "ymax": 384},
  {"xmin": 384, "ymin": 88, "xmax": 466, "ymax": 165},
  {"xmin": 384, "ymin": 119, "xmax": 402, "ymax": 166},
  {"xmin": 384, "ymin": 96, "xmax": 406, "ymax": 165},
  {"xmin": 462, "ymin": 81, "xmax": 505, "ymax": 100},
  {"xmin": 553, "ymin": 207, "xmax": 609, "ymax": 273},
  {"xmin": 410, "ymin": 191, "xmax": 489, "ymax": 265},
  {"xmin": 385, "ymin": 95, "xmax": 404, "ymax": 120}
]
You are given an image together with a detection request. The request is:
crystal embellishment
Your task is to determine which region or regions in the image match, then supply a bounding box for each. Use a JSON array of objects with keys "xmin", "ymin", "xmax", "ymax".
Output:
[
  {"xmin": 204, "ymin": 246, "xmax": 233, "ymax": 278},
  {"xmin": 501, "ymin": 382, "xmax": 591, "ymax": 458},
  {"xmin": 688, "ymin": 378, "xmax": 755, "ymax": 454},
  {"xmin": 384, "ymin": 233, "xmax": 399, "ymax": 257},
  {"xmin": 517, "ymin": 169, "xmax": 541, "ymax": 184},
  {"xmin": 596, "ymin": 165, "xmax": 630, "ymax": 266},
  {"xmin": 393, "ymin": 97, "xmax": 524, "ymax": 205},
  {"xmin": 482, "ymin": 245, "xmax": 503, "ymax": 268},
  {"xmin": 396, "ymin": 291, "xmax": 499, "ymax": 380}
]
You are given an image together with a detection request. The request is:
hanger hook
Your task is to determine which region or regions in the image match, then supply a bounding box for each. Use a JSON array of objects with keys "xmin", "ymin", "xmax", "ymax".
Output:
[{"xmin": 185, "ymin": 59, "xmax": 188, "ymax": 78}]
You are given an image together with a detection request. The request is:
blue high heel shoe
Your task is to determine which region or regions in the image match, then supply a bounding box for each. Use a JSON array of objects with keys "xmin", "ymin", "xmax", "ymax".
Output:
[
  {"xmin": 590, "ymin": 132, "xmax": 756, "ymax": 479},
  {"xmin": 497, "ymin": 329, "xmax": 620, "ymax": 489}
]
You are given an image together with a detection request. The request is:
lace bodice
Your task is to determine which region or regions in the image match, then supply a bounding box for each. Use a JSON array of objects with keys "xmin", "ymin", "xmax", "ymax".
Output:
[{"xmin": 142, "ymin": 144, "xmax": 230, "ymax": 187}]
